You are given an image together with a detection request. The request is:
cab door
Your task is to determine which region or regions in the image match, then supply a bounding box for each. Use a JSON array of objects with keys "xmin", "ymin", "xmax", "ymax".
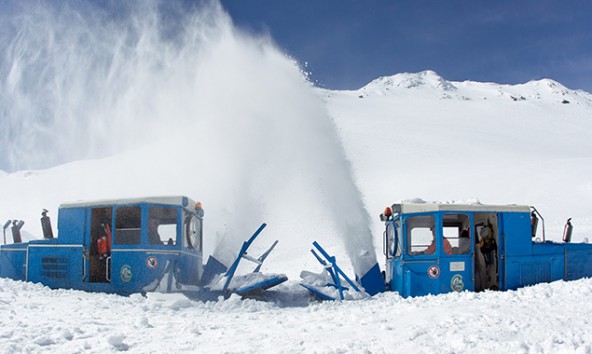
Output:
[
  {"xmin": 110, "ymin": 205, "xmax": 143, "ymax": 294},
  {"xmin": 439, "ymin": 213, "xmax": 474, "ymax": 294},
  {"xmin": 86, "ymin": 207, "xmax": 113, "ymax": 286},
  {"xmin": 400, "ymin": 214, "xmax": 440, "ymax": 297}
]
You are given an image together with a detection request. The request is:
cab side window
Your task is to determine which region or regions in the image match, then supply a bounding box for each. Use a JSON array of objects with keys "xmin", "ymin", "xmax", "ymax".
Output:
[
  {"xmin": 407, "ymin": 215, "xmax": 435, "ymax": 255},
  {"xmin": 114, "ymin": 206, "xmax": 141, "ymax": 245},
  {"xmin": 443, "ymin": 214, "xmax": 471, "ymax": 255},
  {"xmin": 148, "ymin": 206, "xmax": 178, "ymax": 245}
]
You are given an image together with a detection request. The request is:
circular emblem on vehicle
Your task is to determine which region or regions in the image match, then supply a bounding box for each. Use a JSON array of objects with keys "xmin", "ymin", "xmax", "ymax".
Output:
[
  {"xmin": 146, "ymin": 256, "xmax": 158, "ymax": 269},
  {"xmin": 451, "ymin": 274, "xmax": 464, "ymax": 292},
  {"xmin": 120, "ymin": 264, "xmax": 132, "ymax": 282},
  {"xmin": 427, "ymin": 265, "xmax": 440, "ymax": 279}
]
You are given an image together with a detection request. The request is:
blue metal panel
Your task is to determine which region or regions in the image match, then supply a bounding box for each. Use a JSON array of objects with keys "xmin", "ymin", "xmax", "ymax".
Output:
[
  {"xmin": 501, "ymin": 212, "xmax": 532, "ymax": 256},
  {"xmin": 359, "ymin": 263, "xmax": 386, "ymax": 296},
  {"xmin": 505, "ymin": 255, "xmax": 563, "ymax": 290},
  {"xmin": 565, "ymin": 246, "xmax": 592, "ymax": 280},
  {"xmin": 519, "ymin": 262, "xmax": 551, "ymax": 285},
  {"xmin": 176, "ymin": 251, "xmax": 202, "ymax": 286},
  {"xmin": 110, "ymin": 250, "xmax": 180, "ymax": 294},
  {"xmin": 532, "ymin": 242, "xmax": 565, "ymax": 255},
  {"xmin": 57, "ymin": 208, "xmax": 87, "ymax": 244},
  {"xmin": 504, "ymin": 258, "xmax": 524, "ymax": 290},
  {"xmin": 531, "ymin": 243, "xmax": 565, "ymax": 282},
  {"xmin": 202, "ymin": 255, "xmax": 228, "ymax": 285},
  {"xmin": 404, "ymin": 265, "xmax": 439, "ymax": 297},
  {"xmin": 497, "ymin": 214, "xmax": 506, "ymax": 290},
  {"xmin": 389, "ymin": 259, "xmax": 404, "ymax": 294},
  {"xmin": 27, "ymin": 245, "xmax": 83, "ymax": 289},
  {"xmin": 0, "ymin": 244, "xmax": 28, "ymax": 280}
]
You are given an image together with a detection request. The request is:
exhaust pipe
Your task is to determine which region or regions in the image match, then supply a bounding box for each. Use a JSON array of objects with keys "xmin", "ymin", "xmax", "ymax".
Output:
[
  {"xmin": 563, "ymin": 218, "xmax": 573, "ymax": 243},
  {"xmin": 41, "ymin": 209, "xmax": 54, "ymax": 239}
]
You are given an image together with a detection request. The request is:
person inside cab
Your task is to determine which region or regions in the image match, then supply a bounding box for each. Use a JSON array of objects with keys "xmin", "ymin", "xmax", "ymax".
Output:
[
  {"xmin": 419, "ymin": 228, "xmax": 452, "ymax": 255},
  {"xmin": 148, "ymin": 217, "xmax": 162, "ymax": 245},
  {"xmin": 426, "ymin": 237, "xmax": 453, "ymax": 254},
  {"xmin": 457, "ymin": 227, "xmax": 471, "ymax": 254}
]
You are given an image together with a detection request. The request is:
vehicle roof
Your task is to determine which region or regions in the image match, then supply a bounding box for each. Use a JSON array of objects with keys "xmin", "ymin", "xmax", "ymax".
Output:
[
  {"xmin": 60, "ymin": 196, "xmax": 196, "ymax": 210},
  {"xmin": 392, "ymin": 202, "xmax": 531, "ymax": 214}
]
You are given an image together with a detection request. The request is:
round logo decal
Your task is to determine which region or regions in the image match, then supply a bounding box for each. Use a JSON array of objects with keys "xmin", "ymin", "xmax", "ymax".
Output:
[
  {"xmin": 146, "ymin": 256, "xmax": 158, "ymax": 269},
  {"xmin": 427, "ymin": 265, "xmax": 440, "ymax": 279},
  {"xmin": 451, "ymin": 274, "xmax": 464, "ymax": 292},
  {"xmin": 120, "ymin": 264, "xmax": 132, "ymax": 282}
]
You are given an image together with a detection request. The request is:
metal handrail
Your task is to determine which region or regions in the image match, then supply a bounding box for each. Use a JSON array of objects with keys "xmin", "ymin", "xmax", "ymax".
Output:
[
  {"xmin": 82, "ymin": 249, "xmax": 87, "ymax": 282},
  {"xmin": 106, "ymin": 256, "xmax": 111, "ymax": 282}
]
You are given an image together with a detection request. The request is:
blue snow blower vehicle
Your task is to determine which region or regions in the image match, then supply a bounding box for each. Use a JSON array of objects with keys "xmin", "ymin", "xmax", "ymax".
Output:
[
  {"xmin": 0, "ymin": 196, "xmax": 286, "ymax": 299},
  {"xmin": 300, "ymin": 201, "xmax": 592, "ymax": 299},
  {"xmin": 379, "ymin": 202, "xmax": 592, "ymax": 297},
  {"xmin": 4, "ymin": 196, "xmax": 592, "ymax": 301}
]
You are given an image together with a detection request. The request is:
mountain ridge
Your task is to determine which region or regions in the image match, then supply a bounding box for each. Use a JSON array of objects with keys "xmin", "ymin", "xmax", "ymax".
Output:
[{"xmin": 333, "ymin": 70, "xmax": 592, "ymax": 107}]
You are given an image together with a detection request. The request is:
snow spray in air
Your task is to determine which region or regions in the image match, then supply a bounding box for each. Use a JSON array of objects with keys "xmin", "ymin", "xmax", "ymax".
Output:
[{"xmin": 0, "ymin": 0, "xmax": 378, "ymax": 278}]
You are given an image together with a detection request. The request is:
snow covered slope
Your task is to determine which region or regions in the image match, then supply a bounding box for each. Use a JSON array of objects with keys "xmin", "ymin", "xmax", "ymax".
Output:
[{"xmin": 321, "ymin": 70, "xmax": 592, "ymax": 255}]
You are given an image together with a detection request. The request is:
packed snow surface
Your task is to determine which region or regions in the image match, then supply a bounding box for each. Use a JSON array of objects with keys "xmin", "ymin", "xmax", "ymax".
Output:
[
  {"xmin": 1, "ymin": 1, "xmax": 592, "ymax": 353},
  {"xmin": 2, "ymin": 278, "xmax": 592, "ymax": 353}
]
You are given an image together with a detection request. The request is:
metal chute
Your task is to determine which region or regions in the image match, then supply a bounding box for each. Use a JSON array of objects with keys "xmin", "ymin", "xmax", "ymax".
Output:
[
  {"xmin": 201, "ymin": 223, "xmax": 288, "ymax": 298},
  {"xmin": 300, "ymin": 241, "xmax": 384, "ymax": 300}
]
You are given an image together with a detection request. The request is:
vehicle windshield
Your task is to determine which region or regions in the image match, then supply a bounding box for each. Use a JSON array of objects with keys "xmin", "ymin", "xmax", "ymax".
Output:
[{"xmin": 386, "ymin": 219, "xmax": 402, "ymax": 258}]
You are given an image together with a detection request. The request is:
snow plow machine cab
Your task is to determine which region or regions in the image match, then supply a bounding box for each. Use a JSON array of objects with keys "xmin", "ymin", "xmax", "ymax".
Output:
[
  {"xmin": 380, "ymin": 202, "xmax": 592, "ymax": 298},
  {"xmin": 0, "ymin": 196, "xmax": 287, "ymax": 299}
]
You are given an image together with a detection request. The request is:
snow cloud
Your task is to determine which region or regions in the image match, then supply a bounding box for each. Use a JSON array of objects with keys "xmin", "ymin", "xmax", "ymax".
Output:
[{"xmin": 0, "ymin": 0, "xmax": 377, "ymax": 277}]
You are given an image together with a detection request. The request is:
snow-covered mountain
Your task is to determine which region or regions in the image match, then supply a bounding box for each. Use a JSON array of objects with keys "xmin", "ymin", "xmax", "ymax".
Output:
[
  {"xmin": 357, "ymin": 70, "xmax": 592, "ymax": 106},
  {"xmin": 318, "ymin": 71, "xmax": 592, "ymax": 251}
]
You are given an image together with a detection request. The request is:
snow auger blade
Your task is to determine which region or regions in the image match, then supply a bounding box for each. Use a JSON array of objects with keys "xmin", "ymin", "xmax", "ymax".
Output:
[
  {"xmin": 206, "ymin": 223, "xmax": 287, "ymax": 297},
  {"xmin": 299, "ymin": 241, "xmax": 371, "ymax": 301}
]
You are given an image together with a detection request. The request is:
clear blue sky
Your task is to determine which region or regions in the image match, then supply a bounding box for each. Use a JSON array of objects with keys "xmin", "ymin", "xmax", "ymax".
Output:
[{"xmin": 220, "ymin": 0, "xmax": 592, "ymax": 92}]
